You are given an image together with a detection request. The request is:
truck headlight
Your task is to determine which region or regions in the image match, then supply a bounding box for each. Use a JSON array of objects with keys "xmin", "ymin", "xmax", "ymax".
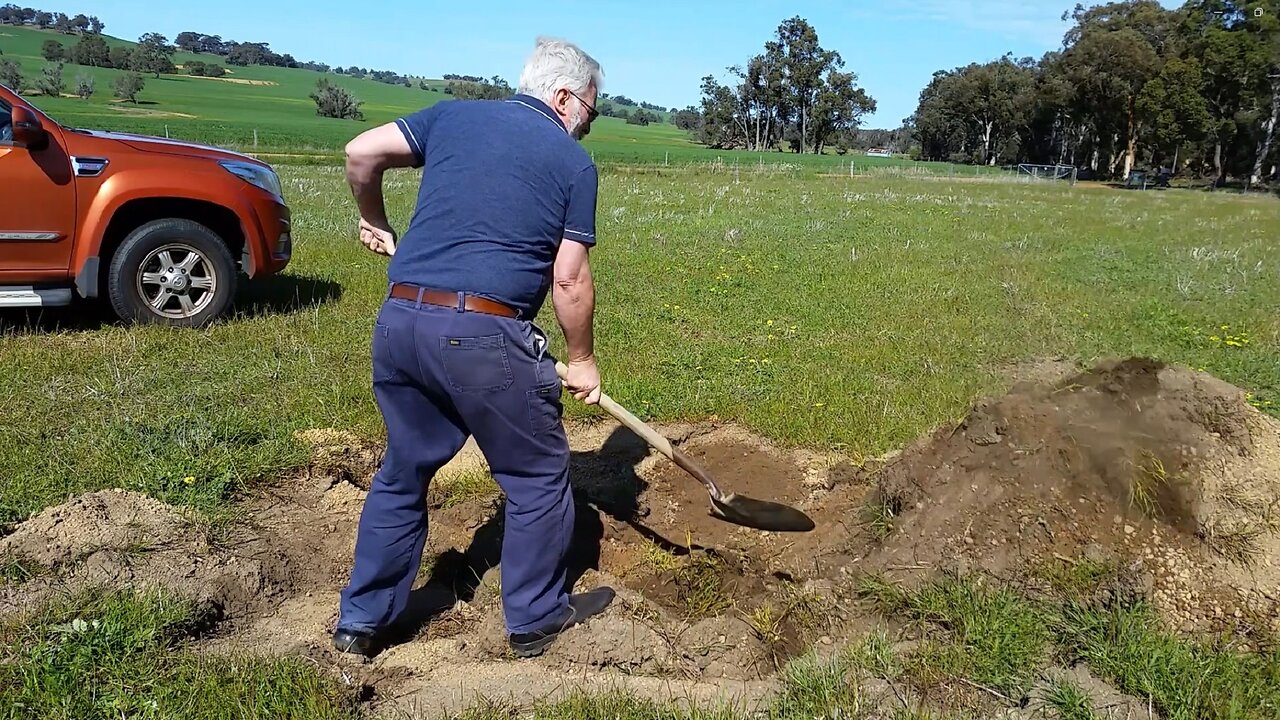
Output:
[{"xmin": 220, "ymin": 160, "xmax": 284, "ymax": 201}]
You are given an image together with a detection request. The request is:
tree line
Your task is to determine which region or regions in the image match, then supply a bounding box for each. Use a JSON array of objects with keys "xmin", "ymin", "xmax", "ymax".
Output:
[
  {"xmin": 691, "ymin": 16, "xmax": 877, "ymax": 154},
  {"xmin": 0, "ymin": 4, "xmax": 102, "ymax": 34},
  {"xmin": 907, "ymin": 0, "xmax": 1279, "ymax": 185},
  {"xmin": 34, "ymin": 33, "xmax": 179, "ymax": 77}
]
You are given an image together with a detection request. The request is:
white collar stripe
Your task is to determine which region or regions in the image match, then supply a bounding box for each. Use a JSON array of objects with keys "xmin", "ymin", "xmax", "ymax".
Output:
[{"xmin": 507, "ymin": 99, "xmax": 567, "ymax": 134}]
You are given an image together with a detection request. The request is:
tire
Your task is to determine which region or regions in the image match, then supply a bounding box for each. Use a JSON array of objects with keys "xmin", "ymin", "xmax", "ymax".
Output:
[{"xmin": 106, "ymin": 218, "xmax": 238, "ymax": 328}]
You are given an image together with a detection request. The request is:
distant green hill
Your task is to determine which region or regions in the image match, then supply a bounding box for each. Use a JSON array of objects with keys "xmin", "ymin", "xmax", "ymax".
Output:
[
  {"xmin": 1, "ymin": 25, "xmax": 954, "ymax": 173},
  {"xmin": 0, "ymin": 26, "xmax": 700, "ymax": 159}
]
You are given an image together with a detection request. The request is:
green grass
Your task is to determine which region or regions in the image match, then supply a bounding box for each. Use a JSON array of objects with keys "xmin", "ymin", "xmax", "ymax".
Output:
[
  {"xmin": 670, "ymin": 552, "xmax": 733, "ymax": 621},
  {"xmin": 854, "ymin": 572, "xmax": 1280, "ymax": 720},
  {"xmin": 0, "ymin": 588, "xmax": 360, "ymax": 720},
  {"xmin": 431, "ymin": 468, "xmax": 500, "ymax": 509},
  {"xmin": 1043, "ymin": 678, "xmax": 1100, "ymax": 720},
  {"xmin": 5, "ymin": 575, "xmax": 1275, "ymax": 719},
  {"xmin": 1, "ymin": 165, "xmax": 1277, "ymax": 527},
  {"xmin": 1, "ymin": 25, "xmax": 449, "ymax": 153},
  {"xmin": 1031, "ymin": 556, "xmax": 1119, "ymax": 600},
  {"xmin": 1058, "ymin": 600, "xmax": 1280, "ymax": 720},
  {"xmin": 858, "ymin": 573, "xmax": 1051, "ymax": 702},
  {"xmin": 766, "ymin": 650, "xmax": 864, "ymax": 718},
  {"xmin": 0, "ymin": 552, "xmax": 46, "ymax": 585}
]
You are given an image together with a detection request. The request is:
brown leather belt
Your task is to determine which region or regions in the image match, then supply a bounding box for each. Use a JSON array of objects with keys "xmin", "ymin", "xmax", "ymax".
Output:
[{"xmin": 388, "ymin": 282, "xmax": 519, "ymax": 318}]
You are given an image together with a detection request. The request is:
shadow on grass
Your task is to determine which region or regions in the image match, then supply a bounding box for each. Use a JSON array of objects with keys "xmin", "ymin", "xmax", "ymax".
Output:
[
  {"xmin": 0, "ymin": 273, "xmax": 344, "ymax": 337},
  {"xmin": 0, "ymin": 303, "xmax": 114, "ymax": 336},
  {"xmin": 229, "ymin": 273, "xmax": 344, "ymax": 319},
  {"xmin": 383, "ymin": 425, "xmax": 694, "ymax": 647}
]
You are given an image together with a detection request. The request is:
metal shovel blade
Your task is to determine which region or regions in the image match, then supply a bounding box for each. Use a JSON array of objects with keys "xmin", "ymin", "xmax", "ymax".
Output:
[
  {"xmin": 710, "ymin": 492, "xmax": 816, "ymax": 532},
  {"xmin": 553, "ymin": 361, "xmax": 816, "ymax": 534}
]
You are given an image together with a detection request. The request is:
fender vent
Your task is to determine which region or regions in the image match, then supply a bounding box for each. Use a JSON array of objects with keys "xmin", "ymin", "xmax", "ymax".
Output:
[{"xmin": 71, "ymin": 156, "xmax": 110, "ymax": 177}]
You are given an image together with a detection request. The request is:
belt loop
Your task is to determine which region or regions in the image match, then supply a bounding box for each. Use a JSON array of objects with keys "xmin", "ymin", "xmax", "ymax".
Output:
[
  {"xmin": 415, "ymin": 286, "xmax": 425, "ymax": 308},
  {"xmin": 385, "ymin": 281, "xmax": 393, "ymax": 300},
  {"xmin": 456, "ymin": 291, "xmax": 465, "ymax": 312}
]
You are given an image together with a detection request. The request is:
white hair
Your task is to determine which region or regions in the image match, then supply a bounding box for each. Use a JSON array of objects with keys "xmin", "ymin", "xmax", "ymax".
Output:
[{"xmin": 517, "ymin": 36, "xmax": 603, "ymax": 104}]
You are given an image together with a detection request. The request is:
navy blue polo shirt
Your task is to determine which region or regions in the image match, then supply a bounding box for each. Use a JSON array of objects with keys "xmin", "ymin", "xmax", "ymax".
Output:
[{"xmin": 386, "ymin": 93, "xmax": 598, "ymax": 319}]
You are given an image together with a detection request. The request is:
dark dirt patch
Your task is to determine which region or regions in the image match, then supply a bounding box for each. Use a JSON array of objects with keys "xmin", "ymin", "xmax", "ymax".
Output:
[
  {"xmin": 633, "ymin": 547, "xmax": 770, "ymax": 621},
  {"xmin": 640, "ymin": 432, "xmax": 811, "ymax": 545}
]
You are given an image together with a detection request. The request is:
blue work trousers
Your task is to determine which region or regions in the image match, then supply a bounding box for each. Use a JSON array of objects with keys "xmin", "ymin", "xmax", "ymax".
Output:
[{"xmin": 337, "ymin": 290, "xmax": 573, "ymax": 635}]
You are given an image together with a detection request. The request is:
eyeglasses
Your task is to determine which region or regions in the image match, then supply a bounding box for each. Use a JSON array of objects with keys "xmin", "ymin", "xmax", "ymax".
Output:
[{"xmin": 569, "ymin": 90, "xmax": 599, "ymax": 122}]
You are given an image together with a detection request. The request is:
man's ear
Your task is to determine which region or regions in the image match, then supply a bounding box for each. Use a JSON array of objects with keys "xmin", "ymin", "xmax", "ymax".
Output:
[{"xmin": 551, "ymin": 87, "xmax": 571, "ymax": 114}]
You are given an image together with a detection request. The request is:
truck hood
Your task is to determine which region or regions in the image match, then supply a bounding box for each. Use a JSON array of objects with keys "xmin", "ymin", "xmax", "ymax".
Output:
[{"xmin": 71, "ymin": 128, "xmax": 266, "ymax": 166}]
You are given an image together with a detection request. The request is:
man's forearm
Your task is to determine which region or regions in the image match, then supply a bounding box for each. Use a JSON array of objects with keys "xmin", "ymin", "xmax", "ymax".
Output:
[
  {"xmin": 346, "ymin": 157, "xmax": 390, "ymax": 228},
  {"xmin": 553, "ymin": 272, "xmax": 595, "ymax": 362}
]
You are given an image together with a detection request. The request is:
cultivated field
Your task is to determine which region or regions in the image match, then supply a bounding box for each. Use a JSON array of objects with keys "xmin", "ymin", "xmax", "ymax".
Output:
[{"xmin": 2, "ymin": 163, "xmax": 1278, "ymax": 719}]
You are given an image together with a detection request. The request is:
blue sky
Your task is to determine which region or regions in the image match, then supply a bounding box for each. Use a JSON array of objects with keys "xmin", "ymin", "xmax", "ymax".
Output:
[{"xmin": 67, "ymin": 0, "xmax": 1183, "ymax": 128}]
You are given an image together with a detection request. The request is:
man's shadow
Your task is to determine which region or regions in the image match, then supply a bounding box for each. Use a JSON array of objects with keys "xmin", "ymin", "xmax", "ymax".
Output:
[{"xmin": 387, "ymin": 424, "xmax": 697, "ymax": 642}]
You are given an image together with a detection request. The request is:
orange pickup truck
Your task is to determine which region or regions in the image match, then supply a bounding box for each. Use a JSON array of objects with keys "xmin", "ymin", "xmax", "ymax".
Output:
[{"xmin": 0, "ymin": 83, "xmax": 292, "ymax": 327}]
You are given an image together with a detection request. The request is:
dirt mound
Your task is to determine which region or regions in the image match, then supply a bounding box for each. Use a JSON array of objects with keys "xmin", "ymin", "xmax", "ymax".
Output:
[
  {"xmin": 0, "ymin": 489, "xmax": 290, "ymax": 621},
  {"xmin": 862, "ymin": 358, "xmax": 1280, "ymax": 638},
  {"xmin": 0, "ymin": 454, "xmax": 369, "ymax": 630}
]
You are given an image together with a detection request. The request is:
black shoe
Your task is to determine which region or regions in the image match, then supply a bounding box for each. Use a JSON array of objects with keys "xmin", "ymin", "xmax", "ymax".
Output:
[
  {"xmin": 508, "ymin": 586, "xmax": 616, "ymax": 658},
  {"xmin": 332, "ymin": 627, "xmax": 376, "ymax": 656}
]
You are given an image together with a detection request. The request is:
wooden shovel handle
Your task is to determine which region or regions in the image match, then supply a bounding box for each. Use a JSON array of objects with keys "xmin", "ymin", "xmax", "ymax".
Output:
[
  {"xmin": 554, "ymin": 361, "xmax": 725, "ymax": 500},
  {"xmin": 555, "ymin": 361, "xmax": 673, "ymax": 458}
]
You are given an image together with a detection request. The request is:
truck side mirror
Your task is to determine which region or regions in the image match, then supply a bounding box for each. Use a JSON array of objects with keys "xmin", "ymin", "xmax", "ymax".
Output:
[{"xmin": 11, "ymin": 106, "xmax": 48, "ymax": 151}]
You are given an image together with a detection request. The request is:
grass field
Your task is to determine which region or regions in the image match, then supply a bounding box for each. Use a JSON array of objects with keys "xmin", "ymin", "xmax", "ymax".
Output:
[{"xmin": 0, "ymin": 25, "xmax": 991, "ymax": 175}]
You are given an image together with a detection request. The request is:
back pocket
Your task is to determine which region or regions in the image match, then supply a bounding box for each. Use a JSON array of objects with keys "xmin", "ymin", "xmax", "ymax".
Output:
[{"xmin": 440, "ymin": 334, "xmax": 513, "ymax": 392}]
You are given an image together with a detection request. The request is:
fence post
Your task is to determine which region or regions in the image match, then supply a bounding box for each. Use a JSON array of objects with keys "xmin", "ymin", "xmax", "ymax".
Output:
[
  {"xmin": 254, "ymin": 129, "xmax": 258, "ymax": 150},
  {"xmin": 164, "ymin": 125, "xmax": 169, "ymax": 138}
]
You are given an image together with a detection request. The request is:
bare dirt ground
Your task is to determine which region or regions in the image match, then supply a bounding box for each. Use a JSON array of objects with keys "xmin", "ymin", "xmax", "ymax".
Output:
[{"xmin": 2, "ymin": 356, "xmax": 1277, "ymax": 718}]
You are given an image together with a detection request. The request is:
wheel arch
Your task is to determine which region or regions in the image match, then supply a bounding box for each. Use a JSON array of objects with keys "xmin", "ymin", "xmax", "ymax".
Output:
[{"xmin": 96, "ymin": 198, "xmax": 245, "ymax": 296}]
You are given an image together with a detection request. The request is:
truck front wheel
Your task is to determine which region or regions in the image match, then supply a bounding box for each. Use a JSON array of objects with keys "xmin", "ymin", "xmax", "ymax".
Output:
[{"xmin": 107, "ymin": 219, "xmax": 238, "ymax": 328}]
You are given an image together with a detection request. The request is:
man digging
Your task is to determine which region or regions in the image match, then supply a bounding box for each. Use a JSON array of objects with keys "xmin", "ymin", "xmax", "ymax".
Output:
[{"xmin": 333, "ymin": 37, "xmax": 614, "ymax": 658}]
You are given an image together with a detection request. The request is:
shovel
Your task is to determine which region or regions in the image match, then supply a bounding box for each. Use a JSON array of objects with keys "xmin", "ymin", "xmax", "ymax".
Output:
[{"xmin": 555, "ymin": 362, "xmax": 815, "ymax": 533}]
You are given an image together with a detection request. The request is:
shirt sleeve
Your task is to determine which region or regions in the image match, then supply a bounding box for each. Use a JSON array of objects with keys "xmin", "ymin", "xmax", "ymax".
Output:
[
  {"xmin": 395, "ymin": 105, "xmax": 437, "ymax": 168},
  {"xmin": 563, "ymin": 164, "xmax": 598, "ymax": 247}
]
